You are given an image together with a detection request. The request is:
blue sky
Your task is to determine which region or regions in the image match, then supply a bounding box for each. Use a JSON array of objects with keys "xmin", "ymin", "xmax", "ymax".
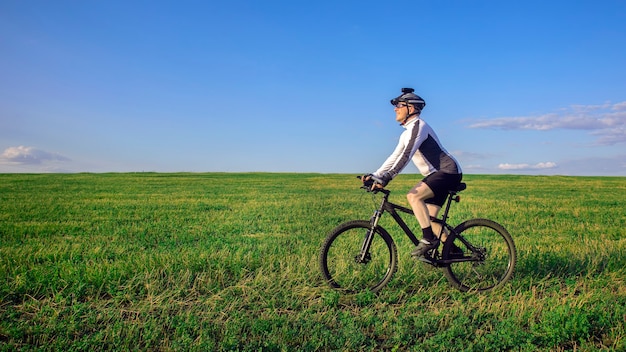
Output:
[{"xmin": 1, "ymin": 1, "xmax": 625, "ymax": 176}]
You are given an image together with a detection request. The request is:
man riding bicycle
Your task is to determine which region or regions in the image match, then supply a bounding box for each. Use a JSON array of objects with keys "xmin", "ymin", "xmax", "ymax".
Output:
[{"xmin": 362, "ymin": 88, "xmax": 463, "ymax": 259}]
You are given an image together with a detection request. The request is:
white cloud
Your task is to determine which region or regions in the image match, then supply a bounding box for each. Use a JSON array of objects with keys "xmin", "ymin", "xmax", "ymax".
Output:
[
  {"xmin": 468, "ymin": 101, "xmax": 626, "ymax": 145},
  {"xmin": 0, "ymin": 146, "xmax": 70, "ymax": 165},
  {"xmin": 591, "ymin": 127, "xmax": 626, "ymax": 145},
  {"xmin": 612, "ymin": 102, "xmax": 626, "ymax": 111},
  {"xmin": 498, "ymin": 162, "xmax": 557, "ymax": 170}
]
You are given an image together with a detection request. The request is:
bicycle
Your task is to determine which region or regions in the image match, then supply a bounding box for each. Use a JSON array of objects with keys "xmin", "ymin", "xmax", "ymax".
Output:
[{"xmin": 319, "ymin": 178, "xmax": 517, "ymax": 293}]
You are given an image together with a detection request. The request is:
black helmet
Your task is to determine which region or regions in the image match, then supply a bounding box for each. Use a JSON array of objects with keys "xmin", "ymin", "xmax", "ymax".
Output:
[{"xmin": 390, "ymin": 88, "xmax": 426, "ymax": 112}]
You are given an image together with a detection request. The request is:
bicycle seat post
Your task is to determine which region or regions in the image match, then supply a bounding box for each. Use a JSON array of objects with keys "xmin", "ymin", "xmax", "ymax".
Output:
[
  {"xmin": 440, "ymin": 192, "xmax": 455, "ymax": 226},
  {"xmin": 440, "ymin": 183, "xmax": 465, "ymax": 226}
]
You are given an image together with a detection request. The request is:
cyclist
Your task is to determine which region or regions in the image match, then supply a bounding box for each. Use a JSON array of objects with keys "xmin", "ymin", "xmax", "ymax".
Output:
[{"xmin": 362, "ymin": 88, "xmax": 463, "ymax": 259}]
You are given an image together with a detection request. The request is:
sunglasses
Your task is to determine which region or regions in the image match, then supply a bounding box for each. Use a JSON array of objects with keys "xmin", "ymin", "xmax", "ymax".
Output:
[{"xmin": 395, "ymin": 103, "xmax": 409, "ymax": 108}]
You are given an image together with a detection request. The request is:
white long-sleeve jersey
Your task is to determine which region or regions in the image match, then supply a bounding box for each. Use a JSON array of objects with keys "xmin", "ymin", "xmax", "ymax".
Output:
[{"xmin": 372, "ymin": 117, "xmax": 461, "ymax": 181}]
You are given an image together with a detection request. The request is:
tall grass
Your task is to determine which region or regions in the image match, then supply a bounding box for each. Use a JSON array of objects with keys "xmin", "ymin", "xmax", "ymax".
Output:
[{"xmin": 1, "ymin": 173, "xmax": 625, "ymax": 351}]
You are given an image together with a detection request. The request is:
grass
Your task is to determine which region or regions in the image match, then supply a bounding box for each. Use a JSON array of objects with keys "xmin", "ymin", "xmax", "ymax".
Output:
[{"xmin": 0, "ymin": 172, "xmax": 625, "ymax": 351}]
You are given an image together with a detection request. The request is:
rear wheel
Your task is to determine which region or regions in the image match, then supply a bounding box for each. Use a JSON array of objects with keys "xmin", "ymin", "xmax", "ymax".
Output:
[
  {"xmin": 319, "ymin": 220, "xmax": 397, "ymax": 293},
  {"xmin": 442, "ymin": 218, "xmax": 516, "ymax": 292}
]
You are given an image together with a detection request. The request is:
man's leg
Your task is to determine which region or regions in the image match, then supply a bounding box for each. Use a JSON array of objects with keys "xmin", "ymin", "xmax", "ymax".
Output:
[
  {"xmin": 407, "ymin": 182, "xmax": 440, "ymax": 257},
  {"xmin": 406, "ymin": 181, "xmax": 434, "ymax": 231},
  {"xmin": 427, "ymin": 204, "xmax": 448, "ymax": 242}
]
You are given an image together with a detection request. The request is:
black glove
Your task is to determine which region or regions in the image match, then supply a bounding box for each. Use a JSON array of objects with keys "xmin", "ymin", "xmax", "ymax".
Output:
[
  {"xmin": 363, "ymin": 173, "xmax": 390, "ymax": 188},
  {"xmin": 361, "ymin": 174, "xmax": 374, "ymax": 187},
  {"xmin": 373, "ymin": 173, "xmax": 391, "ymax": 187}
]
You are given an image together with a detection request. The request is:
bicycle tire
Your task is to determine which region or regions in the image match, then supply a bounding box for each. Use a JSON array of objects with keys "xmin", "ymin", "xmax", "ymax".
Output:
[
  {"xmin": 442, "ymin": 218, "xmax": 516, "ymax": 292},
  {"xmin": 319, "ymin": 220, "xmax": 398, "ymax": 293}
]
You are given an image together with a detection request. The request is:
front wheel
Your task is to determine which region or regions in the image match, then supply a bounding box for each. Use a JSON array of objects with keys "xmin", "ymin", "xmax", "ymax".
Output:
[
  {"xmin": 319, "ymin": 220, "xmax": 397, "ymax": 293},
  {"xmin": 442, "ymin": 218, "xmax": 516, "ymax": 292}
]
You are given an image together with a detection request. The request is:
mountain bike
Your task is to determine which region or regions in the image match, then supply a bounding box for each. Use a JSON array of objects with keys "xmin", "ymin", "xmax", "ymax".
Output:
[{"xmin": 319, "ymin": 178, "xmax": 517, "ymax": 293}]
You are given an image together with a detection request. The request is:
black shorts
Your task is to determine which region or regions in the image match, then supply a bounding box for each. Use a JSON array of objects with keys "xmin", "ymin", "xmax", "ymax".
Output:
[{"xmin": 422, "ymin": 172, "xmax": 463, "ymax": 207}]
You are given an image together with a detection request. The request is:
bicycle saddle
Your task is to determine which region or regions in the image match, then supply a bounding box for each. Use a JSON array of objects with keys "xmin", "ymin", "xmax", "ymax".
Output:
[{"xmin": 453, "ymin": 183, "xmax": 467, "ymax": 192}]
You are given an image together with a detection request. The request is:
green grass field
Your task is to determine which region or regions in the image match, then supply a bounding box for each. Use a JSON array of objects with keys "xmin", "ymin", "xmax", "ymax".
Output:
[{"xmin": 1, "ymin": 173, "xmax": 625, "ymax": 351}]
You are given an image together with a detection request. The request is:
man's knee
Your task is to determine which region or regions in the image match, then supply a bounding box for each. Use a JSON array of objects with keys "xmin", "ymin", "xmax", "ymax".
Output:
[
  {"xmin": 407, "ymin": 193, "xmax": 426, "ymax": 209},
  {"xmin": 407, "ymin": 186, "xmax": 430, "ymax": 203}
]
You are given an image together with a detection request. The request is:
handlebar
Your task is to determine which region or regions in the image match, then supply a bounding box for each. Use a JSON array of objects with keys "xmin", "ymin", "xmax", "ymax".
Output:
[{"xmin": 356, "ymin": 175, "xmax": 390, "ymax": 195}]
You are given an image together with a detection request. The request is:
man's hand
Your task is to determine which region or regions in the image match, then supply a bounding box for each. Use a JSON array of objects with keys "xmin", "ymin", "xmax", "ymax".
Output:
[
  {"xmin": 361, "ymin": 174, "xmax": 373, "ymax": 187},
  {"xmin": 361, "ymin": 174, "xmax": 385, "ymax": 191},
  {"xmin": 371, "ymin": 182, "xmax": 384, "ymax": 191}
]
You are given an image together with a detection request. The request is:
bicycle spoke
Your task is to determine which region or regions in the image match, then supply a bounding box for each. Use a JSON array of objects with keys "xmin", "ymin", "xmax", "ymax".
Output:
[
  {"xmin": 443, "ymin": 219, "xmax": 516, "ymax": 292},
  {"xmin": 320, "ymin": 221, "xmax": 397, "ymax": 293}
]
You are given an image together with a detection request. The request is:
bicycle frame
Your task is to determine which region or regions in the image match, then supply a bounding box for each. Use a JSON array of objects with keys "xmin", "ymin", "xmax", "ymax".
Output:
[{"xmin": 357, "ymin": 187, "xmax": 460, "ymax": 264}]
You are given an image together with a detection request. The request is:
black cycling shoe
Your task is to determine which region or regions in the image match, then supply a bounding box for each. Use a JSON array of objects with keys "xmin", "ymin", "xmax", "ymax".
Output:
[{"xmin": 411, "ymin": 238, "xmax": 440, "ymax": 258}]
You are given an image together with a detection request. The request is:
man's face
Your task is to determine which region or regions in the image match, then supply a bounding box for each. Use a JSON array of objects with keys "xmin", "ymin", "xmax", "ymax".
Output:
[{"xmin": 394, "ymin": 103, "xmax": 415, "ymax": 124}]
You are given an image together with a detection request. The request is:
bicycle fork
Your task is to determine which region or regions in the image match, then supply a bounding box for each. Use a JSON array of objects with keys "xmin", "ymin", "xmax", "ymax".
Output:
[{"xmin": 355, "ymin": 209, "xmax": 383, "ymax": 264}]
